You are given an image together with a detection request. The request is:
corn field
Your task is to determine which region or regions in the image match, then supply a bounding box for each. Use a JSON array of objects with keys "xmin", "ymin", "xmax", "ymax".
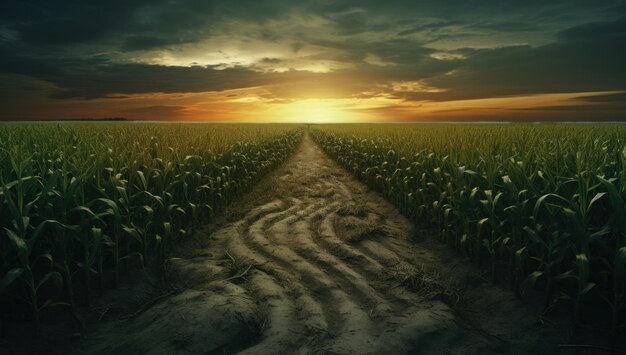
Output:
[
  {"xmin": 0, "ymin": 123, "xmax": 303, "ymax": 327},
  {"xmin": 311, "ymin": 124, "xmax": 626, "ymax": 331}
]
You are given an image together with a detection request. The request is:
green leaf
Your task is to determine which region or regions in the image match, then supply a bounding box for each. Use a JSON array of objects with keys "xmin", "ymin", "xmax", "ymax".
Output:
[
  {"xmin": 4, "ymin": 228, "xmax": 28, "ymax": 265},
  {"xmin": 35, "ymin": 271, "xmax": 62, "ymax": 292},
  {"xmin": 72, "ymin": 206, "xmax": 99, "ymax": 220},
  {"xmin": 102, "ymin": 235, "xmax": 115, "ymax": 247},
  {"xmin": 34, "ymin": 253, "xmax": 53, "ymax": 266},
  {"xmin": 575, "ymin": 253, "xmax": 590, "ymax": 283},
  {"xmin": 137, "ymin": 170, "xmax": 148, "ymax": 191},
  {"xmin": 3, "ymin": 176, "xmax": 36, "ymax": 191},
  {"xmin": 514, "ymin": 247, "xmax": 527, "ymax": 268},
  {"xmin": 123, "ymin": 226, "xmax": 142, "ymax": 243},
  {"xmin": 615, "ymin": 246, "xmax": 626, "ymax": 280},
  {"xmin": 0, "ymin": 268, "xmax": 24, "ymax": 293},
  {"xmin": 589, "ymin": 226, "xmax": 611, "ymax": 241},
  {"xmin": 554, "ymin": 269, "xmax": 576, "ymax": 281},
  {"xmin": 598, "ymin": 176, "xmax": 625, "ymax": 216},
  {"xmin": 524, "ymin": 226, "xmax": 546, "ymax": 248},
  {"xmin": 588, "ymin": 192, "xmax": 606, "ymax": 211},
  {"xmin": 526, "ymin": 271, "xmax": 544, "ymax": 288},
  {"xmin": 580, "ymin": 282, "xmax": 595, "ymax": 296},
  {"xmin": 28, "ymin": 219, "xmax": 53, "ymax": 251}
]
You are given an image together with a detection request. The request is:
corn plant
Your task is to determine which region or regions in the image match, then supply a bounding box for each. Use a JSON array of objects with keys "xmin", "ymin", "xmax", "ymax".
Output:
[
  {"xmin": 312, "ymin": 123, "xmax": 626, "ymax": 332},
  {"xmin": 0, "ymin": 123, "xmax": 303, "ymax": 328}
]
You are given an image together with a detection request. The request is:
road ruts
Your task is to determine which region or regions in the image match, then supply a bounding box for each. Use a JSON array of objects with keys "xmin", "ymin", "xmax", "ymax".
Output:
[{"xmin": 78, "ymin": 134, "xmax": 492, "ymax": 355}]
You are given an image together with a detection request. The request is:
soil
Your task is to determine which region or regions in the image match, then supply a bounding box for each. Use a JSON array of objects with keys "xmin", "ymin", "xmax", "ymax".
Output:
[{"xmin": 72, "ymin": 134, "xmax": 610, "ymax": 354}]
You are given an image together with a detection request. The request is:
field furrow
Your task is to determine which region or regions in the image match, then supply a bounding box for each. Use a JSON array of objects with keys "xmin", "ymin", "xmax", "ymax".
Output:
[{"xmin": 76, "ymin": 134, "xmax": 474, "ymax": 354}]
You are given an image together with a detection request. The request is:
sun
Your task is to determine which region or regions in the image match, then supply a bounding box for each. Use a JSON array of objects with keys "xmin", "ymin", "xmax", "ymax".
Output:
[
  {"xmin": 298, "ymin": 100, "xmax": 342, "ymax": 122},
  {"xmin": 266, "ymin": 98, "xmax": 371, "ymax": 123}
]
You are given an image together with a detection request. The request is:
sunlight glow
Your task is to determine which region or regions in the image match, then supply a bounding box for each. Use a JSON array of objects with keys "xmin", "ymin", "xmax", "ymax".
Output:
[
  {"xmin": 35, "ymin": 90, "xmax": 624, "ymax": 122},
  {"xmin": 265, "ymin": 99, "xmax": 368, "ymax": 123}
]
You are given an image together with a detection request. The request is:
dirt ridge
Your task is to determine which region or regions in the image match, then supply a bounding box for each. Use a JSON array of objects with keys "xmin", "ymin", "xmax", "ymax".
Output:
[{"xmin": 78, "ymin": 134, "xmax": 573, "ymax": 355}]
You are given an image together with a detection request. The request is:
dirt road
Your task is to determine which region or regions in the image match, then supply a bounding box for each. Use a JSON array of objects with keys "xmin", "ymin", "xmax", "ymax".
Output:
[{"xmin": 79, "ymin": 134, "xmax": 570, "ymax": 354}]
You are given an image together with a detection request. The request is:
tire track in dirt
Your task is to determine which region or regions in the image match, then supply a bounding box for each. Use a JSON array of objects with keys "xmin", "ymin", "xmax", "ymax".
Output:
[{"xmin": 78, "ymin": 133, "xmax": 570, "ymax": 355}]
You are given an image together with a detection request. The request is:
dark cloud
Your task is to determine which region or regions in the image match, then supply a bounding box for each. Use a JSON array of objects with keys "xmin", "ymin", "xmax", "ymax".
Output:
[
  {"xmin": 514, "ymin": 104, "xmax": 626, "ymax": 111},
  {"xmin": 1, "ymin": 0, "xmax": 626, "ymax": 120},
  {"xmin": 0, "ymin": 1, "xmax": 149, "ymax": 44},
  {"xmin": 396, "ymin": 21, "xmax": 461, "ymax": 36},
  {"xmin": 47, "ymin": 64, "xmax": 279, "ymax": 99},
  {"xmin": 558, "ymin": 16, "xmax": 626, "ymax": 41},
  {"xmin": 404, "ymin": 17, "xmax": 626, "ymax": 101},
  {"xmin": 541, "ymin": 93, "xmax": 626, "ymax": 120},
  {"xmin": 466, "ymin": 21, "xmax": 538, "ymax": 33},
  {"xmin": 120, "ymin": 105, "xmax": 187, "ymax": 116},
  {"xmin": 2, "ymin": 1, "xmax": 618, "ymax": 49},
  {"xmin": 120, "ymin": 36, "xmax": 184, "ymax": 52},
  {"xmin": 260, "ymin": 58, "xmax": 283, "ymax": 64},
  {"xmin": 327, "ymin": 11, "xmax": 396, "ymax": 36}
]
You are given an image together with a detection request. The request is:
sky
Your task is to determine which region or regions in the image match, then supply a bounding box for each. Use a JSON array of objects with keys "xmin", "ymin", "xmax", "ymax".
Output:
[{"xmin": 1, "ymin": 0, "xmax": 626, "ymax": 122}]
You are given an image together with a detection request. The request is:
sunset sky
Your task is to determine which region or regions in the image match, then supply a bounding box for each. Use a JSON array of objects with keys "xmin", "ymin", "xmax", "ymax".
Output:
[{"xmin": 1, "ymin": 1, "xmax": 625, "ymax": 122}]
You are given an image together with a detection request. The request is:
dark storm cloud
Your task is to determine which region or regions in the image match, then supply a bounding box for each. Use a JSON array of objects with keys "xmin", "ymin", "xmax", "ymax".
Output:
[
  {"xmin": 558, "ymin": 16, "xmax": 626, "ymax": 40},
  {"xmin": 120, "ymin": 36, "xmax": 177, "ymax": 52},
  {"xmin": 0, "ymin": 0, "xmax": 305, "ymax": 49},
  {"xmin": 407, "ymin": 16, "xmax": 626, "ymax": 101},
  {"xmin": 466, "ymin": 21, "xmax": 538, "ymax": 33},
  {"xmin": 515, "ymin": 104, "xmax": 626, "ymax": 112},
  {"xmin": 396, "ymin": 21, "xmax": 461, "ymax": 36},
  {"xmin": 47, "ymin": 64, "xmax": 265, "ymax": 99},
  {"xmin": 2, "ymin": 1, "xmax": 618, "ymax": 51},
  {"xmin": 305, "ymin": 38, "xmax": 441, "ymax": 66},
  {"xmin": 0, "ymin": 46, "xmax": 367, "ymax": 100},
  {"xmin": 1, "ymin": 0, "xmax": 626, "ymax": 117},
  {"xmin": 0, "ymin": 1, "xmax": 149, "ymax": 44},
  {"xmin": 0, "ymin": 47, "xmax": 253, "ymax": 98},
  {"xmin": 120, "ymin": 105, "xmax": 188, "ymax": 115}
]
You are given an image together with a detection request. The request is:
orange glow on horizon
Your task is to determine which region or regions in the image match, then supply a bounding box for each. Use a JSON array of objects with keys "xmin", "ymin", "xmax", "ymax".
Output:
[{"xmin": 5, "ymin": 88, "xmax": 625, "ymax": 122}]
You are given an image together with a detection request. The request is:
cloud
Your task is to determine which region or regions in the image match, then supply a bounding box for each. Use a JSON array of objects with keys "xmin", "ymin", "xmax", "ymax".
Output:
[
  {"xmin": 0, "ymin": 1, "xmax": 148, "ymax": 44},
  {"xmin": 120, "ymin": 36, "xmax": 183, "ymax": 52},
  {"xmin": 119, "ymin": 105, "xmax": 188, "ymax": 119},
  {"xmin": 404, "ymin": 17, "xmax": 626, "ymax": 101},
  {"xmin": 573, "ymin": 92, "xmax": 626, "ymax": 102},
  {"xmin": 46, "ymin": 64, "xmax": 279, "ymax": 99},
  {"xmin": 558, "ymin": 16, "xmax": 626, "ymax": 41},
  {"xmin": 466, "ymin": 21, "xmax": 538, "ymax": 33},
  {"xmin": 1, "ymin": 1, "xmax": 625, "ymax": 121}
]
